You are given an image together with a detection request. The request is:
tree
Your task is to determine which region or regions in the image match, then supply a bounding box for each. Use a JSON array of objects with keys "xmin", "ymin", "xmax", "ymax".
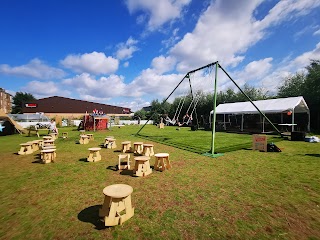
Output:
[
  {"xmin": 11, "ymin": 92, "xmax": 36, "ymax": 114},
  {"xmin": 277, "ymin": 72, "xmax": 306, "ymax": 98},
  {"xmin": 133, "ymin": 109, "xmax": 147, "ymax": 120}
]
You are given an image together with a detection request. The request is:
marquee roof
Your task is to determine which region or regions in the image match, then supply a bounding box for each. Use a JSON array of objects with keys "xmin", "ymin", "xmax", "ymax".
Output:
[{"xmin": 211, "ymin": 96, "xmax": 309, "ymax": 115}]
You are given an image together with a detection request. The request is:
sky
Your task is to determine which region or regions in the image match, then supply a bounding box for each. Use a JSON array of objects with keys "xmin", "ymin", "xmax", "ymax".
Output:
[{"xmin": 0, "ymin": 0, "xmax": 320, "ymax": 111}]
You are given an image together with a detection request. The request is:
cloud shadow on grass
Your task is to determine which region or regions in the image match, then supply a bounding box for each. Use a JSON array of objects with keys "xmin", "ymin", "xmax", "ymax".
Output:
[{"xmin": 78, "ymin": 205, "xmax": 108, "ymax": 230}]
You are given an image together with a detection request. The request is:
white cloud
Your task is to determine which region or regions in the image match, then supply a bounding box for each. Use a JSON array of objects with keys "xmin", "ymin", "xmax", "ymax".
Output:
[
  {"xmin": 125, "ymin": 0, "xmax": 191, "ymax": 31},
  {"xmin": 115, "ymin": 37, "xmax": 139, "ymax": 60},
  {"xmin": 169, "ymin": 0, "xmax": 320, "ymax": 73},
  {"xmin": 21, "ymin": 81, "xmax": 70, "ymax": 98},
  {"xmin": 127, "ymin": 68, "xmax": 184, "ymax": 98},
  {"xmin": 259, "ymin": 42, "xmax": 320, "ymax": 92},
  {"xmin": 62, "ymin": 73, "xmax": 127, "ymax": 99},
  {"xmin": 60, "ymin": 52, "xmax": 119, "ymax": 75},
  {"xmin": 0, "ymin": 58, "xmax": 65, "ymax": 79},
  {"xmin": 314, "ymin": 28, "xmax": 320, "ymax": 35},
  {"xmin": 151, "ymin": 55, "xmax": 176, "ymax": 74}
]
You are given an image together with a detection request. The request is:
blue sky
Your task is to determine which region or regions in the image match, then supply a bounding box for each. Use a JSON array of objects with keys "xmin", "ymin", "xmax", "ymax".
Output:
[{"xmin": 0, "ymin": 0, "xmax": 319, "ymax": 111}]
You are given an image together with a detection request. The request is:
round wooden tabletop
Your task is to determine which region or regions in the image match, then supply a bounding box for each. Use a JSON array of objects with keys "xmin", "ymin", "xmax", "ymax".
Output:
[
  {"xmin": 121, "ymin": 141, "xmax": 131, "ymax": 144},
  {"xmin": 134, "ymin": 156, "xmax": 150, "ymax": 161},
  {"xmin": 43, "ymin": 136, "xmax": 52, "ymax": 140},
  {"xmin": 80, "ymin": 135, "xmax": 89, "ymax": 138},
  {"xmin": 103, "ymin": 184, "xmax": 133, "ymax": 198},
  {"xmin": 133, "ymin": 142, "xmax": 143, "ymax": 145},
  {"xmin": 44, "ymin": 140, "xmax": 54, "ymax": 143},
  {"xmin": 88, "ymin": 147, "xmax": 101, "ymax": 151},
  {"xmin": 154, "ymin": 153, "xmax": 169, "ymax": 158},
  {"xmin": 42, "ymin": 146, "xmax": 56, "ymax": 149},
  {"xmin": 106, "ymin": 138, "xmax": 116, "ymax": 141},
  {"xmin": 143, "ymin": 144, "xmax": 154, "ymax": 147},
  {"xmin": 41, "ymin": 149, "xmax": 56, "ymax": 153}
]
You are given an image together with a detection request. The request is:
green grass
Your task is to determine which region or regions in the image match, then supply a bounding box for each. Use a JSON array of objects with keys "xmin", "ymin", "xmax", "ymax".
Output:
[{"xmin": 0, "ymin": 125, "xmax": 319, "ymax": 239}]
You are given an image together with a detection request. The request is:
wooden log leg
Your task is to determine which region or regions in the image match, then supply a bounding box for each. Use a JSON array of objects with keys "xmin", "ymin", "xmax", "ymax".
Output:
[
  {"xmin": 99, "ymin": 196, "xmax": 111, "ymax": 217},
  {"xmin": 160, "ymin": 157, "xmax": 165, "ymax": 171},
  {"xmin": 150, "ymin": 147, "xmax": 154, "ymax": 156},
  {"xmin": 87, "ymin": 152, "xmax": 94, "ymax": 162},
  {"xmin": 95, "ymin": 151, "xmax": 101, "ymax": 161},
  {"xmin": 166, "ymin": 157, "xmax": 172, "ymax": 169},
  {"xmin": 26, "ymin": 145, "xmax": 33, "ymax": 154},
  {"xmin": 120, "ymin": 195, "xmax": 134, "ymax": 225},
  {"xmin": 104, "ymin": 201, "xmax": 120, "ymax": 226},
  {"xmin": 18, "ymin": 146, "xmax": 26, "ymax": 155},
  {"xmin": 154, "ymin": 157, "xmax": 159, "ymax": 170},
  {"xmin": 144, "ymin": 161, "xmax": 152, "ymax": 175}
]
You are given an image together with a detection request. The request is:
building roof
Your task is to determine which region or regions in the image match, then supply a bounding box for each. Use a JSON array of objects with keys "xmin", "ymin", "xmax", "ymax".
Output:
[
  {"xmin": 22, "ymin": 96, "xmax": 131, "ymax": 114},
  {"xmin": 210, "ymin": 96, "xmax": 309, "ymax": 115}
]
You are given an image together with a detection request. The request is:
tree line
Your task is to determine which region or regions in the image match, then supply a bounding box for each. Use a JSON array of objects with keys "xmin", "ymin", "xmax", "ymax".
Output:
[{"xmin": 134, "ymin": 60, "xmax": 320, "ymax": 132}]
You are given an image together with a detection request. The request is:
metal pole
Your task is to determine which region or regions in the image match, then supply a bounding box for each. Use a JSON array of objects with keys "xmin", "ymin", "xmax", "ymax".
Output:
[
  {"xmin": 211, "ymin": 62, "xmax": 219, "ymax": 155},
  {"xmin": 219, "ymin": 64, "xmax": 281, "ymax": 135}
]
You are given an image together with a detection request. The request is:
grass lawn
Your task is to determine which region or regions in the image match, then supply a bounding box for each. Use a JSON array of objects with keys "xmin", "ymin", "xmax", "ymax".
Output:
[{"xmin": 0, "ymin": 125, "xmax": 319, "ymax": 239}]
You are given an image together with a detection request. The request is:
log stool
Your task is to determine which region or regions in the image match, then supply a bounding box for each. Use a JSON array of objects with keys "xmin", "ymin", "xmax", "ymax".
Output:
[
  {"xmin": 18, "ymin": 142, "xmax": 33, "ymax": 155},
  {"xmin": 133, "ymin": 142, "xmax": 144, "ymax": 155},
  {"xmin": 43, "ymin": 139, "xmax": 55, "ymax": 147},
  {"xmin": 49, "ymin": 133, "xmax": 58, "ymax": 140},
  {"xmin": 118, "ymin": 154, "xmax": 131, "ymax": 170},
  {"xmin": 133, "ymin": 156, "xmax": 152, "ymax": 177},
  {"xmin": 121, "ymin": 141, "xmax": 131, "ymax": 153},
  {"xmin": 79, "ymin": 135, "xmax": 89, "ymax": 144},
  {"xmin": 154, "ymin": 153, "xmax": 171, "ymax": 171},
  {"xmin": 43, "ymin": 136, "xmax": 52, "ymax": 141},
  {"xmin": 99, "ymin": 184, "xmax": 134, "ymax": 226},
  {"xmin": 87, "ymin": 147, "xmax": 102, "ymax": 162},
  {"xmin": 87, "ymin": 134, "xmax": 94, "ymax": 141},
  {"xmin": 143, "ymin": 144, "xmax": 154, "ymax": 157},
  {"xmin": 104, "ymin": 138, "xmax": 117, "ymax": 149},
  {"xmin": 29, "ymin": 140, "xmax": 40, "ymax": 151},
  {"xmin": 41, "ymin": 149, "xmax": 56, "ymax": 163},
  {"xmin": 62, "ymin": 132, "xmax": 68, "ymax": 138},
  {"xmin": 41, "ymin": 146, "xmax": 56, "ymax": 159}
]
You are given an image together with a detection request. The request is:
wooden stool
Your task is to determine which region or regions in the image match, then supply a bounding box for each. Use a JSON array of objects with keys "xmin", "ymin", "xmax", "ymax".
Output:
[
  {"xmin": 87, "ymin": 134, "xmax": 94, "ymax": 141},
  {"xmin": 43, "ymin": 136, "xmax": 52, "ymax": 141},
  {"xmin": 87, "ymin": 147, "xmax": 102, "ymax": 162},
  {"xmin": 104, "ymin": 138, "xmax": 117, "ymax": 149},
  {"xmin": 79, "ymin": 135, "xmax": 89, "ymax": 144},
  {"xmin": 18, "ymin": 143, "xmax": 33, "ymax": 155},
  {"xmin": 49, "ymin": 133, "xmax": 58, "ymax": 140},
  {"xmin": 121, "ymin": 141, "xmax": 131, "ymax": 153},
  {"xmin": 41, "ymin": 146, "xmax": 56, "ymax": 159},
  {"xmin": 118, "ymin": 154, "xmax": 131, "ymax": 170},
  {"xmin": 62, "ymin": 132, "xmax": 68, "ymax": 138},
  {"xmin": 43, "ymin": 139, "xmax": 55, "ymax": 147},
  {"xmin": 99, "ymin": 184, "xmax": 134, "ymax": 226},
  {"xmin": 36, "ymin": 139, "xmax": 43, "ymax": 148},
  {"xmin": 133, "ymin": 156, "xmax": 152, "ymax": 177},
  {"xmin": 29, "ymin": 140, "xmax": 40, "ymax": 151},
  {"xmin": 143, "ymin": 144, "xmax": 154, "ymax": 157},
  {"xmin": 41, "ymin": 149, "xmax": 56, "ymax": 163},
  {"xmin": 133, "ymin": 142, "xmax": 144, "ymax": 155},
  {"xmin": 154, "ymin": 153, "xmax": 171, "ymax": 171}
]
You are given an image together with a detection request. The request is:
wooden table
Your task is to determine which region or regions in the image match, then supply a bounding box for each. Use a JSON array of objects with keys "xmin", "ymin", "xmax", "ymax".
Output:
[
  {"xmin": 99, "ymin": 184, "xmax": 134, "ymax": 226},
  {"xmin": 87, "ymin": 147, "xmax": 102, "ymax": 162},
  {"xmin": 133, "ymin": 156, "xmax": 152, "ymax": 177},
  {"xmin": 143, "ymin": 144, "xmax": 154, "ymax": 156},
  {"xmin": 43, "ymin": 139, "xmax": 55, "ymax": 147},
  {"xmin": 154, "ymin": 153, "xmax": 171, "ymax": 171},
  {"xmin": 28, "ymin": 127, "xmax": 49, "ymax": 137}
]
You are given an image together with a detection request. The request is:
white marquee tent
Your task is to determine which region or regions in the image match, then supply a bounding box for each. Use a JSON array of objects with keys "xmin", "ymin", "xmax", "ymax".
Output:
[{"xmin": 210, "ymin": 96, "xmax": 310, "ymax": 132}]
